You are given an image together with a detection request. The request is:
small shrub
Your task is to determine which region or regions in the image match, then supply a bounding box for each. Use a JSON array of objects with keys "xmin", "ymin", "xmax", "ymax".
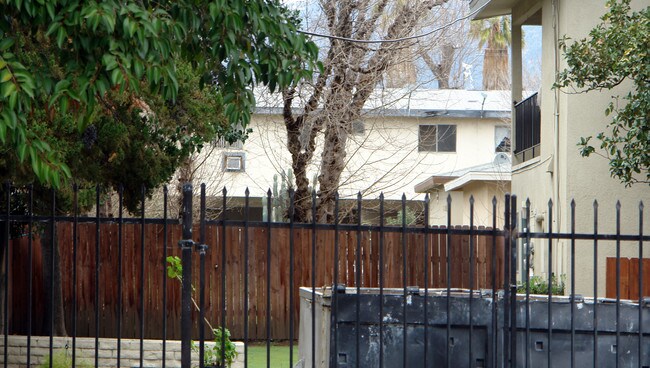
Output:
[
  {"xmin": 167, "ymin": 256, "xmax": 237, "ymax": 367},
  {"xmin": 193, "ymin": 327, "xmax": 238, "ymax": 368},
  {"xmin": 517, "ymin": 274, "xmax": 565, "ymax": 295},
  {"xmin": 39, "ymin": 351, "xmax": 91, "ymax": 368}
]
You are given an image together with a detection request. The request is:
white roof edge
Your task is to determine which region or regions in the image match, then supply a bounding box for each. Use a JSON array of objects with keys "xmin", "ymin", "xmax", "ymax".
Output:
[{"xmin": 444, "ymin": 171, "xmax": 512, "ymax": 191}]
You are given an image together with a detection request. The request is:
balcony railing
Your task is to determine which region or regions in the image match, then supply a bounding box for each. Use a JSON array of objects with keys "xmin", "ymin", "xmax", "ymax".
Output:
[{"xmin": 514, "ymin": 92, "xmax": 540, "ymax": 163}]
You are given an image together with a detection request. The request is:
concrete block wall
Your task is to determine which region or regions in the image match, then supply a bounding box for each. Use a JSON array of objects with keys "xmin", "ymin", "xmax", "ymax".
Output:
[{"xmin": 0, "ymin": 335, "xmax": 244, "ymax": 368}]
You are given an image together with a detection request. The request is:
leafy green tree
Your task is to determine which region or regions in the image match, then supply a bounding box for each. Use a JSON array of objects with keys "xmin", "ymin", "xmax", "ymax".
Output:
[
  {"xmin": 555, "ymin": 0, "xmax": 649, "ymax": 185},
  {"xmin": 0, "ymin": 60, "xmax": 230, "ymax": 336},
  {"xmin": 0, "ymin": 0, "xmax": 320, "ymax": 186},
  {"xmin": 0, "ymin": 0, "xmax": 319, "ymax": 336}
]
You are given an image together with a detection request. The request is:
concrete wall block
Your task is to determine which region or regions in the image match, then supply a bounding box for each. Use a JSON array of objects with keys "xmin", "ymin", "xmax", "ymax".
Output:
[
  {"xmin": 117, "ymin": 339, "xmax": 142, "ymax": 351},
  {"xmin": 6, "ymin": 347, "xmax": 21, "ymax": 357},
  {"xmin": 117, "ymin": 358, "xmax": 140, "ymax": 368},
  {"xmin": 72, "ymin": 337, "xmax": 98, "ymax": 349},
  {"xmin": 125, "ymin": 349, "xmax": 147, "ymax": 360},
  {"xmin": 2, "ymin": 336, "xmax": 245, "ymax": 368},
  {"xmin": 6, "ymin": 335, "xmax": 27, "ymax": 347},
  {"xmin": 28, "ymin": 337, "xmax": 58, "ymax": 348},
  {"xmin": 95, "ymin": 347, "xmax": 114, "ymax": 359},
  {"xmin": 142, "ymin": 340, "xmax": 163, "ymax": 351},
  {"xmin": 96, "ymin": 337, "xmax": 118, "ymax": 350}
]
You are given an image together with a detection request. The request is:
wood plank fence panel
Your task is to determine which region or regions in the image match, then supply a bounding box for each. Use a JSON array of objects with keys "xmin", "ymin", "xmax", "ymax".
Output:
[
  {"xmin": 9, "ymin": 223, "xmax": 504, "ymax": 341},
  {"xmin": 606, "ymin": 257, "xmax": 650, "ymax": 300}
]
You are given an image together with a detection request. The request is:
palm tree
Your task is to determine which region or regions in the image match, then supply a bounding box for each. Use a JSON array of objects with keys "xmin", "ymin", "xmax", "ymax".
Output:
[{"xmin": 470, "ymin": 16, "xmax": 512, "ymax": 90}]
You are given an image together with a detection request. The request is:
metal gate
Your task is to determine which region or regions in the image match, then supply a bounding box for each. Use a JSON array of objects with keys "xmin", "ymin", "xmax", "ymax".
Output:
[{"xmin": 1, "ymin": 183, "xmax": 647, "ymax": 367}]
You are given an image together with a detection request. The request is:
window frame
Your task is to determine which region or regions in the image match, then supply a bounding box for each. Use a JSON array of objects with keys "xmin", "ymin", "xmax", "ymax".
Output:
[
  {"xmin": 418, "ymin": 124, "xmax": 457, "ymax": 153},
  {"xmin": 223, "ymin": 152, "xmax": 246, "ymax": 172}
]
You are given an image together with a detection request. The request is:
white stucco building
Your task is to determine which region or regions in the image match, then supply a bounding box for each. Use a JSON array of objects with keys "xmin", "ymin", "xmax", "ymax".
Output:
[{"xmin": 189, "ymin": 88, "xmax": 512, "ymax": 224}]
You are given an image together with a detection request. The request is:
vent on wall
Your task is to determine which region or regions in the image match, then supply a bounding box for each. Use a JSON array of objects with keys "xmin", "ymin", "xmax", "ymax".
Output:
[{"xmin": 224, "ymin": 152, "xmax": 245, "ymax": 172}]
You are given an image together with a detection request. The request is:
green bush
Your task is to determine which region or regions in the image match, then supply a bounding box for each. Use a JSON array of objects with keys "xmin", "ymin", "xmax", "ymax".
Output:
[
  {"xmin": 39, "ymin": 351, "xmax": 91, "ymax": 368},
  {"xmin": 517, "ymin": 274, "xmax": 565, "ymax": 295},
  {"xmin": 193, "ymin": 328, "xmax": 238, "ymax": 368}
]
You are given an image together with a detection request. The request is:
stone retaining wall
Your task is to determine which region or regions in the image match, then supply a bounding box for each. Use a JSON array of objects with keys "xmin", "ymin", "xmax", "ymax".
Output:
[{"xmin": 0, "ymin": 335, "xmax": 244, "ymax": 368}]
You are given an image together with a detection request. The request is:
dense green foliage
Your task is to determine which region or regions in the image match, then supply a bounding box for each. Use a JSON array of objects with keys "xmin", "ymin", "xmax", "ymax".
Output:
[
  {"xmin": 556, "ymin": 0, "xmax": 649, "ymax": 185},
  {"xmin": 1, "ymin": 56, "xmax": 226, "ymax": 212},
  {"xmin": 0, "ymin": 0, "xmax": 319, "ymax": 190},
  {"xmin": 517, "ymin": 275, "xmax": 566, "ymax": 296}
]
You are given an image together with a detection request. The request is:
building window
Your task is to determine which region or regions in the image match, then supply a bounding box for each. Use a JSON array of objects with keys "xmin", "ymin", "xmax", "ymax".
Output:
[
  {"xmin": 223, "ymin": 152, "xmax": 245, "ymax": 172},
  {"xmin": 418, "ymin": 125, "xmax": 456, "ymax": 152},
  {"xmin": 495, "ymin": 126, "xmax": 511, "ymax": 152}
]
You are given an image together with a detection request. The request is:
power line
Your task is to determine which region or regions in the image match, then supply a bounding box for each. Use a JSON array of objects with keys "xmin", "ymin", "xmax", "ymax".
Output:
[{"xmin": 296, "ymin": 1, "xmax": 489, "ymax": 44}]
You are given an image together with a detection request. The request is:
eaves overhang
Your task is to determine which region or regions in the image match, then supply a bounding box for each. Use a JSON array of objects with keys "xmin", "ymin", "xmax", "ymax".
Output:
[
  {"xmin": 444, "ymin": 171, "xmax": 512, "ymax": 191},
  {"xmin": 414, "ymin": 176, "xmax": 457, "ymax": 193},
  {"xmin": 469, "ymin": 0, "xmax": 516, "ymax": 20}
]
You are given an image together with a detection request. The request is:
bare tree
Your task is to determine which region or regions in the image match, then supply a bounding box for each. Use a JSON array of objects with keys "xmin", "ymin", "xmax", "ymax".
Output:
[
  {"xmin": 283, "ymin": 0, "xmax": 448, "ymax": 223},
  {"xmin": 416, "ymin": 1, "xmax": 478, "ymax": 89}
]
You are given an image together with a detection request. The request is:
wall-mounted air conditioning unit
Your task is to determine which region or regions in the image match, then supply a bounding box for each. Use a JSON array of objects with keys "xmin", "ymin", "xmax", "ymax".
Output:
[{"xmin": 224, "ymin": 152, "xmax": 245, "ymax": 172}]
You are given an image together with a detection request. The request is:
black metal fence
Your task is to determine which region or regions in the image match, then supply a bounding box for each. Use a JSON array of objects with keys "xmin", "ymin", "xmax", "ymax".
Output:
[{"xmin": 1, "ymin": 183, "xmax": 648, "ymax": 368}]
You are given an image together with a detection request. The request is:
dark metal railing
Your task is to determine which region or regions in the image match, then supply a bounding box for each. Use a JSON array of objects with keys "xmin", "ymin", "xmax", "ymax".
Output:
[
  {"xmin": 1, "ymin": 183, "xmax": 648, "ymax": 368},
  {"xmin": 514, "ymin": 93, "xmax": 541, "ymax": 161}
]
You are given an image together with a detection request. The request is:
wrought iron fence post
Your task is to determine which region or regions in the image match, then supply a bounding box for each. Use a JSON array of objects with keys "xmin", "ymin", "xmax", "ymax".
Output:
[
  {"xmin": 180, "ymin": 183, "xmax": 194, "ymax": 368},
  {"xmin": 503, "ymin": 194, "xmax": 511, "ymax": 368},
  {"xmin": 509, "ymin": 195, "xmax": 518, "ymax": 368}
]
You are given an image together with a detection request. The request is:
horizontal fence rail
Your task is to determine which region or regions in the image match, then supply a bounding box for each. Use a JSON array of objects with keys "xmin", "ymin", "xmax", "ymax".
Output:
[{"xmin": 0, "ymin": 183, "xmax": 648, "ymax": 368}]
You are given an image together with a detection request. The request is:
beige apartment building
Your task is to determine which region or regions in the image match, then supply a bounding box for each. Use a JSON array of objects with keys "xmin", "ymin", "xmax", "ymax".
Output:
[{"xmin": 470, "ymin": 0, "xmax": 650, "ymax": 296}]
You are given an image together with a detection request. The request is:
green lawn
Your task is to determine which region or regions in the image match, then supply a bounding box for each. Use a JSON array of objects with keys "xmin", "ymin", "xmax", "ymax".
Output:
[{"xmin": 245, "ymin": 344, "xmax": 299, "ymax": 368}]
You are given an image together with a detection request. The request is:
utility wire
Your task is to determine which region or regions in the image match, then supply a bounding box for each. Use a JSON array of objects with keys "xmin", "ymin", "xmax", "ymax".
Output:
[{"xmin": 296, "ymin": 1, "xmax": 489, "ymax": 44}]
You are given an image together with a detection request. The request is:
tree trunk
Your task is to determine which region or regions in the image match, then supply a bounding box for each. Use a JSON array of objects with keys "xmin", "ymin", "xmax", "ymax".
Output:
[
  {"xmin": 285, "ymin": 0, "xmax": 448, "ymax": 223},
  {"xmin": 41, "ymin": 224, "xmax": 67, "ymax": 336},
  {"xmin": 421, "ymin": 43, "xmax": 456, "ymax": 89},
  {"xmin": 317, "ymin": 122, "xmax": 349, "ymax": 223},
  {"xmin": 483, "ymin": 48, "xmax": 509, "ymax": 90},
  {"xmin": 177, "ymin": 156, "xmax": 194, "ymax": 218}
]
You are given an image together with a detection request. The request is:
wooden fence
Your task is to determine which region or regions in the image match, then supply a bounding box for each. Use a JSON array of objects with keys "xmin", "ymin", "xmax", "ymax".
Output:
[
  {"xmin": 9, "ymin": 222, "xmax": 504, "ymax": 340},
  {"xmin": 606, "ymin": 257, "xmax": 650, "ymax": 300}
]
